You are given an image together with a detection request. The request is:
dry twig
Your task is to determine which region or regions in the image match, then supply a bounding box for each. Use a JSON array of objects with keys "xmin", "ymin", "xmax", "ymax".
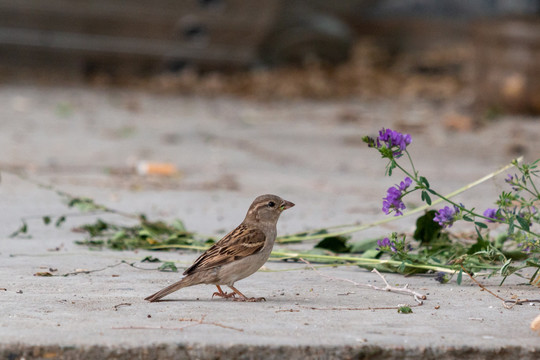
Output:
[
  {"xmin": 47, "ymin": 260, "xmax": 164, "ymax": 277},
  {"xmin": 113, "ymin": 315, "xmax": 243, "ymax": 332},
  {"xmin": 300, "ymin": 305, "xmax": 420, "ymax": 311},
  {"xmin": 300, "ymin": 258, "xmax": 426, "ymax": 305},
  {"xmin": 461, "ymin": 265, "xmax": 540, "ymax": 309},
  {"xmin": 113, "ymin": 303, "xmax": 132, "ymax": 311}
]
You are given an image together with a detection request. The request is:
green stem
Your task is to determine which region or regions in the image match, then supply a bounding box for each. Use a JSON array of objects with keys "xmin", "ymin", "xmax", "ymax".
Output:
[
  {"xmin": 525, "ymin": 174, "xmax": 540, "ymax": 198},
  {"xmin": 147, "ymin": 244, "xmax": 208, "ymax": 251},
  {"xmin": 269, "ymin": 251, "xmax": 458, "ymax": 273},
  {"xmin": 405, "ymin": 150, "xmax": 418, "ymax": 178},
  {"xmin": 142, "ymin": 243, "xmax": 459, "ymax": 273},
  {"xmin": 512, "ymin": 182, "xmax": 538, "ymax": 199},
  {"xmin": 394, "ymin": 162, "xmax": 417, "ymax": 182}
]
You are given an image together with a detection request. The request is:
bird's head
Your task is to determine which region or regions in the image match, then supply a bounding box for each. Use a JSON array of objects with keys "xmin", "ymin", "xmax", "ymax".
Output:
[{"xmin": 245, "ymin": 194, "xmax": 294, "ymax": 224}]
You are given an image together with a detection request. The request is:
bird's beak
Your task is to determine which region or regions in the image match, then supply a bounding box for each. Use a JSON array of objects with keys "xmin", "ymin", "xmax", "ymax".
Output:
[{"xmin": 280, "ymin": 200, "xmax": 295, "ymax": 211}]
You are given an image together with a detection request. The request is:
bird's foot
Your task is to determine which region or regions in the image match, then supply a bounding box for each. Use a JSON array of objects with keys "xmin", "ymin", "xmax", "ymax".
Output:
[
  {"xmin": 212, "ymin": 285, "xmax": 237, "ymax": 299},
  {"xmin": 233, "ymin": 296, "xmax": 266, "ymax": 302},
  {"xmin": 212, "ymin": 291, "xmax": 237, "ymax": 299}
]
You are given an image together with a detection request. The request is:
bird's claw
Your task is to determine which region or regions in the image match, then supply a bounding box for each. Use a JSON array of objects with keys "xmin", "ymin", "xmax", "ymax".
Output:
[{"xmin": 212, "ymin": 291, "xmax": 237, "ymax": 299}]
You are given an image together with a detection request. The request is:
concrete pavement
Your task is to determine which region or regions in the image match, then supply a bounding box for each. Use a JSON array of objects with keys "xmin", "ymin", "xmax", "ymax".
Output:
[{"xmin": 1, "ymin": 84, "xmax": 539, "ymax": 359}]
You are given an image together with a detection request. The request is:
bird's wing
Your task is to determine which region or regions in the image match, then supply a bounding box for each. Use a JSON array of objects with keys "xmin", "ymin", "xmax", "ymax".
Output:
[{"xmin": 183, "ymin": 224, "xmax": 266, "ymax": 275}]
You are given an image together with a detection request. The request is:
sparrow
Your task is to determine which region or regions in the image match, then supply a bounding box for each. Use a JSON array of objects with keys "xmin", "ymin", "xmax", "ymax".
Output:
[{"xmin": 144, "ymin": 194, "xmax": 294, "ymax": 302}]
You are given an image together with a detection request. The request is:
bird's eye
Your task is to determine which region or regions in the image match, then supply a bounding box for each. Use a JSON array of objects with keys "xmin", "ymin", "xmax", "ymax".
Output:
[{"xmin": 267, "ymin": 201, "xmax": 275, "ymax": 207}]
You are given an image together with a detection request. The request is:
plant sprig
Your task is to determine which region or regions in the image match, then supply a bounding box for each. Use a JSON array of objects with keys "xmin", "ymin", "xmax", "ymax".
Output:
[{"xmin": 361, "ymin": 128, "xmax": 539, "ymax": 282}]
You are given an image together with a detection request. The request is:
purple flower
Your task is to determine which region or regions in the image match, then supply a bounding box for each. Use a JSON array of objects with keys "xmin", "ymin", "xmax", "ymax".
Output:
[
  {"xmin": 518, "ymin": 243, "xmax": 531, "ymax": 253},
  {"xmin": 376, "ymin": 237, "xmax": 397, "ymax": 253},
  {"xmin": 376, "ymin": 236, "xmax": 410, "ymax": 253},
  {"xmin": 382, "ymin": 177, "xmax": 412, "ymax": 216},
  {"xmin": 376, "ymin": 128, "xmax": 412, "ymax": 158},
  {"xmin": 376, "ymin": 237, "xmax": 391, "ymax": 250},
  {"xmin": 399, "ymin": 177, "xmax": 413, "ymax": 191},
  {"xmin": 505, "ymin": 174, "xmax": 520, "ymax": 191},
  {"xmin": 433, "ymin": 205, "xmax": 460, "ymax": 228},
  {"xmin": 483, "ymin": 208, "xmax": 503, "ymax": 223},
  {"xmin": 435, "ymin": 272, "xmax": 449, "ymax": 284}
]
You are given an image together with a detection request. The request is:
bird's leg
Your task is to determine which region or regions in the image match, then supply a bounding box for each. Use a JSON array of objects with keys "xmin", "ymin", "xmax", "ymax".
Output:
[
  {"xmin": 228, "ymin": 285, "xmax": 266, "ymax": 302},
  {"xmin": 212, "ymin": 285, "xmax": 237, "ymax": 299}
]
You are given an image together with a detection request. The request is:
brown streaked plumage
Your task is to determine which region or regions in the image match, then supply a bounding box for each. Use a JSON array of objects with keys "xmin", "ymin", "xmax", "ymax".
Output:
[{"xmin": 144, "ymin": 194, "xmax": 294, "ymax": 302}]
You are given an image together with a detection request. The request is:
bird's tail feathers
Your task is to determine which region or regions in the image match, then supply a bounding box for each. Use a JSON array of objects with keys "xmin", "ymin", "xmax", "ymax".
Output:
[{"xmin": 144, "ymin": 276, "xmax": 195, "ymax": 302}]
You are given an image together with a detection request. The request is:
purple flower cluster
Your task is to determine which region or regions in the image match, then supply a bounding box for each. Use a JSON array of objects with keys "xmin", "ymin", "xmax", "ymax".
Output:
[
  {"xmin": 376, "ymin": 237, "xmax": 397, "ymax": 252},
  {"xmin": 518, "ymin": 242, "xmax": 532, "ymax": 253},
  {"xmin": 376, "ymin": 128, "xmax": 412, "ymax": 158},
  {"xmin": 505, "ymin": 174, "xmax": 520, "ymax": 191},
  {"xmin": 435, "ymin": 271, "xmax": 450, "ymax": 284},
  {"xmin": 483, "ymin": 208, "xmax": 504, "ymax": 223},
  {"xmin": 376, "ymin": 236, "xmax": 411, "ymax": 253},
  {"xmin": 433, "ymin": 205, "xmax": 460, "ymax": 228},
  {"xmin": 382, "ymin": 177, "xmax": 412, "ymax": 216}
]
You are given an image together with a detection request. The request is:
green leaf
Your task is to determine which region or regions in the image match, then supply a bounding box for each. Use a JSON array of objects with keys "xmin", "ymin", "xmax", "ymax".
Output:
[
  {"xmin": 424, "ymin": 192, "xmax": 432, "ymax": 205},
  {"xmin": 467, "ymin": 236, "xmax": 490, "ymax": 254},
  {"xmin": 501, "ymin": 250, "xmax": 529, "ymax": 261},
  {"xmin": 349, "ymin": 238, "xmax": 380, "ymax": 253},
  {"xmin": 516, "ymin": 216, "xmax": 530, "ymax": 231},
  {"xmin": 474, "ymin": 222, "xmax": 488, "ymax": 229},
  {"xmin": 474, "ymin": 225, "xmax": 484, "ymax": 242},
  {"xmin": 9, "ymin": 221, "xmax": 28, "ymax": 238},
  {"xmin": 413, "ymin": 210, "xmax": 442, "ymax": 244},
  {"xmin": 165, "ymin": 235, "xmax": 191, "ymax": 245},
  {"xmin": 111, "ymin": 230, "xmax": 127, "ymax": 241},
  {"xmin": 171, "ymin": 219, "xmax": 186, "ymax": 232},
  {"xmin": 529, "ymin": 266, "xmax": 540, "ymax": 286},
  {"xmin": 508, "ymin": 220, "xmax": 515, "ymax": 234},
  {"xmin": 380, "ymin": 148, "xmax": 395, "ymax": 160},
  {"xmin": 141, "ymin": 256, "xmax": 161, "ymax": 263},
  {"xmin": 421, "ymin": 191, "xmax": 432, "ymax": 205},
  {"xmin": 55, "ymin": 216, "xmax": 66, "ymax": 227},
  {"xmin": 499, "ymin": 259, "xmax": 515, "ymax": 277},
  {"xmin": 68, "ymin": 197, "xmax": 104, "ymax": 212},
  {"xmin": 158, "ymin": 262, "xmax": 178, "ymax": 272},
  {"xmin": 80, "ymin": 219, "xmax": 109, "ymax": 237},
  {"xmin": 397, "ymin": 306, "xmax": 413, "ymax": 314},
  {"xmin": 456, "ymin": 268, "xmax": 463, "ymax": 285},
  {"xmin": 315, "ymin": 236, "xmax": 351, "ymax": 253},
  {"xmin": 360, "ymin": 249, "xmax": 382, "ymax": 259},
  {"xmin": 43, "ymin": 216, "xmax": 51, "ymax": 225},
  {"xmin": 419, "ymin": 176, "xmax": 430, "ymax": 188},
  {"xmin": 362, "ymin": 136, "xmax": 376, "ymax": 147},
  {"xmin": 74, "ymin": 239, "xmax": 104, "ymax": 247}
]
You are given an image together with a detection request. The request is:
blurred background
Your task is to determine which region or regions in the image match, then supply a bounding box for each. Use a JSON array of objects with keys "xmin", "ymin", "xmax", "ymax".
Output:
[
  {"xmin": 0, "ymin": 0, "xmax": 539, "ymax": 249},
  {"xmin": 1, "ymin": 0, "xmax": 540, "ymax": 114}
]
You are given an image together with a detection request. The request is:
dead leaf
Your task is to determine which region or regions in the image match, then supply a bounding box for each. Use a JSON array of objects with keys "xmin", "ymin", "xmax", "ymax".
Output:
[
  {"xmin": 531, "ymin": 314, "xmax": 540, "ymax": 334},
  {"xmin": 443, "ymin": 113, "xmax": 474, "ymax": 132},
  {"xmin": 34, "ymin": 272, "xmax": 53, "ymax": 277}
]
